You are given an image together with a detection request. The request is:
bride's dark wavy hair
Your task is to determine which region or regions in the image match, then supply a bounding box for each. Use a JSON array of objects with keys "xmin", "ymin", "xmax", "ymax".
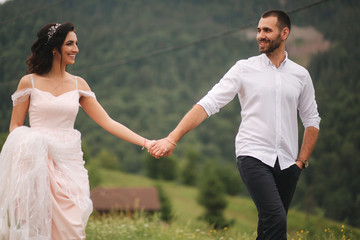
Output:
[{"xmin": 26, "ymin": 22, "xmax": 75, "ymax": 74}]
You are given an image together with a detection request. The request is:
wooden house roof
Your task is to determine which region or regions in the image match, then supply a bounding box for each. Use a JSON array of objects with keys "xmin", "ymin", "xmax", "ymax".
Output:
[{"xmin": 90, "ymin": 187, "xmax": 160, "ymax": 212}]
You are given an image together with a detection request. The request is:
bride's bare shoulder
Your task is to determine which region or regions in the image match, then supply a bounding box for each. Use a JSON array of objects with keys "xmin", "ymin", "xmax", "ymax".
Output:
[{"xmin": 17, "ymin": 74, "xmax": 33, "ymax": 90}]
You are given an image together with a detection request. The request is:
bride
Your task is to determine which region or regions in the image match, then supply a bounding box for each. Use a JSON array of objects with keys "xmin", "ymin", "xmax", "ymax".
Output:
[{"xmin": 0, "ymin": 22, "xmax": 154, "ymax": 240}]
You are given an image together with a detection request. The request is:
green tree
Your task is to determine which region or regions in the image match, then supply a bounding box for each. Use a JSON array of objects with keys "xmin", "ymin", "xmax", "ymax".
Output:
[
  {"xmin": 155, "ymin": 184, "xmax": 174, "ymax": 223},
  {"xmin": 181, "ymin": 149, "xmax": 201, "ymax": 186},
  {"xmin": 217, "ymin": 163, "xmax": 244, "ymax": 196},
  {"xmin": 94, "ymin": 148, "xmax": 122, "ymax": 171},
  {"xmin": 83, "ymin": 140, "xmax": 102, "ymax": 189},
  {"xmin": 158, "ymin": 156, "xmax": 177, "ymax": 181},
  {"xmin": 144, "ymin": 154, "xmax": 160, "ymax": 179},
  {"xmin": 144, "ymin": 154, "xmax": 177, "ymax": 181},
  {"xmin": 197, "ymin": 161, "xmax": 231, "ymax": 229},
  {"xmin": 85, "ymin": 158, "xmax": 102, "ymax": 190}
]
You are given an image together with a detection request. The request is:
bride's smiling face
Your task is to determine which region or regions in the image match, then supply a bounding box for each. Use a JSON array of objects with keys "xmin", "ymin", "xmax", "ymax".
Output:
[{"xmin": 55, "ymin": 31, "xmax": 79, "ymax": 65}]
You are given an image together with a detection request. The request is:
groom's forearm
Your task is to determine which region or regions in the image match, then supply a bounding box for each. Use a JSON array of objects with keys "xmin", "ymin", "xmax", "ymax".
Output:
[{"xmin": 167, "ymin": 104, "xmax": 208, "ymax": 143}]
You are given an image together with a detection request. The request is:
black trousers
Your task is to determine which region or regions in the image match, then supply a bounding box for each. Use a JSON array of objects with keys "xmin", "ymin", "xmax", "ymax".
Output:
[{"xmin": 237, "ymin": 156, "xmax": 301, "ymax": 240}]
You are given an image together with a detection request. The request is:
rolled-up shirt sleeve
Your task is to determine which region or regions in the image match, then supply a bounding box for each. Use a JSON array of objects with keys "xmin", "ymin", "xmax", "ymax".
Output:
[
  {"xmin": 298, "ymin": 72, "xmax": 321, "ymax": 129},
  {"xmin": 197, "ymin": 62, "xmax": 242, "ymax": 117}
]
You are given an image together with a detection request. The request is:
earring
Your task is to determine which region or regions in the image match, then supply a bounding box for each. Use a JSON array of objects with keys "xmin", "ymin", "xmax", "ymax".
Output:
[{"xmin": 52, "ymin": 51, "xmax": 55, "ymax": 55}]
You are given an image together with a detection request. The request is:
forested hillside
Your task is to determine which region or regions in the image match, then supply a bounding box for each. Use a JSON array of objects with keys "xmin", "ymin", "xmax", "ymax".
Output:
[{"xmin": 0, "ymin": 0, "xmax": 359, "ymax": 227}]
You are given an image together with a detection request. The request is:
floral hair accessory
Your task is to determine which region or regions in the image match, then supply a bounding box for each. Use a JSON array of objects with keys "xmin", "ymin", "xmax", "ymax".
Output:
[{"xmin": 47, "ymin": 23, "xmax": 61, "ymax": 43}]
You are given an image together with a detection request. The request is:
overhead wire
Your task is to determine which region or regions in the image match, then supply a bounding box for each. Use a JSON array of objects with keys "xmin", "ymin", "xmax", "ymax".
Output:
[{"xmin": 77, "ymin": 0, "xmax": 330, "ymax": 74}]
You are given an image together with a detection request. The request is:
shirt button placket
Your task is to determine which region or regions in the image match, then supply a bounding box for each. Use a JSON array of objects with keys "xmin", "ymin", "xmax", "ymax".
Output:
[{"xmin": 275, "ymin": 70, "xmax": 282, "ymax": 156}]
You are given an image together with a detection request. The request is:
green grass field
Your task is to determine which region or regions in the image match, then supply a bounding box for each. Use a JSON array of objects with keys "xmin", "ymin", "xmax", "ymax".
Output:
[{"xmin": 86, "ymin": 169, "xmax": 360, "ymax": 239}]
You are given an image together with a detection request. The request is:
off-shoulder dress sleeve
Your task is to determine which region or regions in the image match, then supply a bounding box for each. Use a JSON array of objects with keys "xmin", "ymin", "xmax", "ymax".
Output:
[
  {"xmin": 11, "ymin": 88, "xmax": 32, "ymax": 106},
  {"xmin": 78, "ymin": 90, "xmax": 96, "ymax": 99}
]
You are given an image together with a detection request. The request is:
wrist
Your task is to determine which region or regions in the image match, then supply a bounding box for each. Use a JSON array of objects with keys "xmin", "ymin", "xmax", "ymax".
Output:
[
  {"xmin": 165, "ymin": 137, "xmax": 177, "ymax": 147},
  {"xmin": 296, "ymin": 158, "xmax": 309, "ymax": 168},
  {"xmin": 166, "ymin": 133, "xmax": 178, "ymax": 146},
  {"xmin": 142, "ymin": 138, "xmax": 147, "ymax": 150}
]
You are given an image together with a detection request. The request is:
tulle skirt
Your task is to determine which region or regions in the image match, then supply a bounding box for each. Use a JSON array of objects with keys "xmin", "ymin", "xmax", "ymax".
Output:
[{"xmin": 0, "ymin": 126, "xmax": 92, "ymax": 240}]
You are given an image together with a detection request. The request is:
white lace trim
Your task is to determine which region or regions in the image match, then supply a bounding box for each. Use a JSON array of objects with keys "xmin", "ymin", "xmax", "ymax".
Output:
[
  {"xmin": 11, "ymin": 89, "xmax": 96, "ymax": 107},
  {"xmin": 11, "ymin": 88, "xmax": 32, "ymax": 106},
  {"xmin": 78, "ymin": 90, "xmax": 96, "ymax": 99}
]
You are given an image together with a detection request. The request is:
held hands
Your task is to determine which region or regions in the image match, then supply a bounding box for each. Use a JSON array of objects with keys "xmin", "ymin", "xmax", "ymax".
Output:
[
  {"xmin": 144, "ymin": 139, "xmax": 156, "ymax": 151},
  {"xmin": 149, "ymin": 138, "xmax": 176, "ymax": 159}
]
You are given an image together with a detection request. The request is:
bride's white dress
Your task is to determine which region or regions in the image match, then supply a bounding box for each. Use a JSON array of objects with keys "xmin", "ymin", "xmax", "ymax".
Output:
[{"xmin": 0, "ymin": 74, "xmax": 94, "ymax": 240}]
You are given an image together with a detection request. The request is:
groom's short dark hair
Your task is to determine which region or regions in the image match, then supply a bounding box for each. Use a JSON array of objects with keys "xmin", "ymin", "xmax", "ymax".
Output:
[{"xmin": 261, "ymin": 9, "xmax": 291, "ymax": 32}]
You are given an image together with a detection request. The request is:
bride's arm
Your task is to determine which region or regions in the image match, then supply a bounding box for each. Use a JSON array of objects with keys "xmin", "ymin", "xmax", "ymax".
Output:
[
  {"xmin": 9, "ymin": 103, "xmax": 29, "ymax": 132},
  {"xmin": 78, "ymin": 78, "xmax": 152, "ymax": 149}
]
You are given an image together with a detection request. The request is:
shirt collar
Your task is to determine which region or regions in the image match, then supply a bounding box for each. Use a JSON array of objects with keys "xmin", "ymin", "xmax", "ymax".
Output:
[{"xmin": 261, "ymin": 51, "xmax": 288, "ymax": 68}]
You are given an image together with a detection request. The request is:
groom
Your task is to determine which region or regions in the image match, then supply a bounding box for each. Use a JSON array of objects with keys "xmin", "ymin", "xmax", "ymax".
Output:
[{"xmin": 150, "ymin": 9, "xmax": 320, "ymax": 239}]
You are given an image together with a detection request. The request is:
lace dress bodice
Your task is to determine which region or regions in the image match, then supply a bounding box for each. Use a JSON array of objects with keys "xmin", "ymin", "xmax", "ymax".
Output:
[
  {"xmin": 11, "ymin": 75, "xmax": 96, "ymax": 129},
  {"xmin": 30, "ymin": 89, "xmax": 79, "ymax": 129}
]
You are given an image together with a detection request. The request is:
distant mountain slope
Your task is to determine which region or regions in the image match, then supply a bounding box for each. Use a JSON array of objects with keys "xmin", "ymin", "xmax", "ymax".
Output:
[{"xmin": 1, "ymin": 0, "xmax": 359, "ymax": 227}]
